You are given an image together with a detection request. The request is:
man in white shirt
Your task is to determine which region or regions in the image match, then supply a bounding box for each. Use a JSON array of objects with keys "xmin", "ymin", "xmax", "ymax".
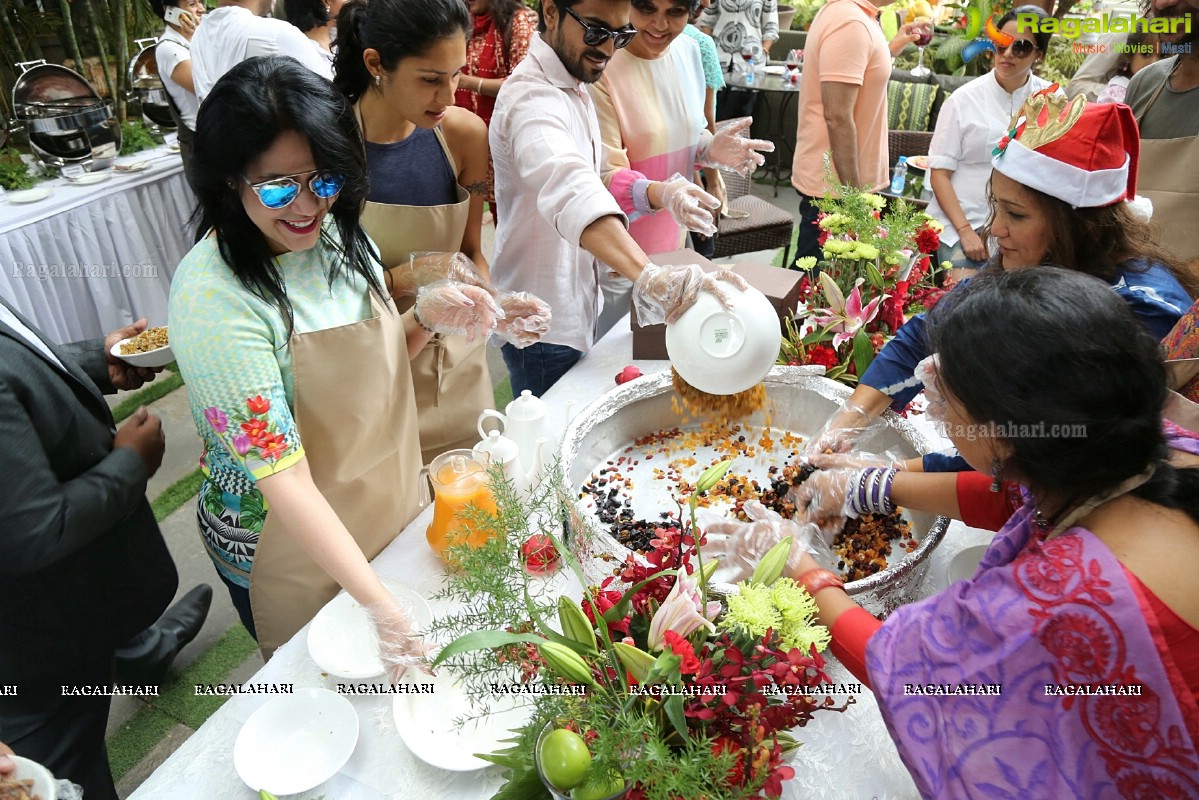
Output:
[
  {"xmin": 490, "ymin": 0, "xmax": 744, "ymax": 397},
  {"xmin": 190, "ymin": 0, "xmax": 333, "ymax": 102}
]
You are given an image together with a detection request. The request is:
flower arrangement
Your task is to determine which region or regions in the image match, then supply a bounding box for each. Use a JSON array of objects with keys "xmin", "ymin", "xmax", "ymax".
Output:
[
  {"xmin": 430, "ymin": 462, "xmax": 847, "ymax": 800},
  {"xmin": 779, "ymin": 178, "xmax": 950, "ymax": 386}
]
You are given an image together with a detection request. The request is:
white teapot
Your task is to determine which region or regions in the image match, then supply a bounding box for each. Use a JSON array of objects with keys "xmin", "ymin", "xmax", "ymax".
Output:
[
  {"xmin": 472, "ymin": 429, "xmax": 545, "ymax": 495},
  {"xmin": 477, "ymin": 390, "xmax": 557, "ymax": 485}
]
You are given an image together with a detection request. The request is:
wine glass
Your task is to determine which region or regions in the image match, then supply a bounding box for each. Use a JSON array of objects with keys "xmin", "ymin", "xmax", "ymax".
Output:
[
  {"xmin": 740, "ymin": 42, "xmax": 764, "ymax": 76},
  {"xmin": 785, "ymin": 48, "xmax": 803, "ymax": 82},
  {"xmin": 911, "ymin": 18, "xmax": 934, "ymax": 77}
]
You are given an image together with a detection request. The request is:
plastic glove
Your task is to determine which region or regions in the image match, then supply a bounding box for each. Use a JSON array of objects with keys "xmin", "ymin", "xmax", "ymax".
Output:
[
  {"xmin": 801, "ymin": 399, "xmax": 877, "ymax": 458},
  {"xmin": 787, "ymin": 468, "xmax": 859, "ymax": 544},
  {"xmin": 414, "ymin": 280, "xmax": 503, "ymax": 343},
  {"xmin": 389, "ymin": 251, "xmax": 488, "ymax": 298},
  {"xmin": 914, "ymin": 355, "xmax": 947, "ymax": 425},
  {"xmin": 633, "ymin": 263, "xmax": 750, "ymax": 327},
  {"xmin": 363, "ymin": 596, "xmax": 428, "ymax": 683},
  {"xmin": 494, "ymin": 291, "xmax": 551, "ymax": 348},
  {"xmin": 697, "ymin": 117, "xmax": 775, "ymax": 177},
  {"xmin": 701, "ymin": 501, "xmax": 831, "ymax": 583},
  {"xmin": 806, "ymin": 451, "xmax": 909, "ymax": 471},
  {"xmin": 658, "ymin": 173, "xmax": 720, "ymax": 237}
]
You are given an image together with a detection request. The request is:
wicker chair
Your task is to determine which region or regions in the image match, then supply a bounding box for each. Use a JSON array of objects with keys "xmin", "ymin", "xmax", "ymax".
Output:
[
  {"xmin": 888, "ymin": 129, "xmax": 934, "ymax": 171},
  {"xmin": 713, "ymin": 168, "xmax": 795, "ymax": 267}
]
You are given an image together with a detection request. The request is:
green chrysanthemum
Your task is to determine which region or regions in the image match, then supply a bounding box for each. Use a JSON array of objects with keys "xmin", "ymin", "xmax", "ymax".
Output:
[
  {"xmin": 772, "ymin": 579, "xmax": 831, "ymax": 653},
  {"xmin": 722, "ymin": 582, "xmax": 781, "ymax": 637}
]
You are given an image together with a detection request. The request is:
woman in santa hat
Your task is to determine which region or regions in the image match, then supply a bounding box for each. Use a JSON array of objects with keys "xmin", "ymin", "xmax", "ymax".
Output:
[{"xmin": 806, "ymin": 95, "xmax": 1196, "ymax": 462}]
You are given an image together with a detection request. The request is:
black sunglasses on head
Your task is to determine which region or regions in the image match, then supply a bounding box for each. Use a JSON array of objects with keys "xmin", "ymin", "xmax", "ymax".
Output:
[
  {"xmin": 562, "ymin": 5, "xmax": 638, "ymax": 48},
  {"xmin": 994, "ymin": 39, "xmax": 1037, "ymax": 57}
]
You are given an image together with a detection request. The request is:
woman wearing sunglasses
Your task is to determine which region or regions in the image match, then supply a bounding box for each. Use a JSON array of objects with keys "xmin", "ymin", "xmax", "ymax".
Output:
[
  {"xmin": 926, "ymin": 5, "xmax": 1055, "ymax": 279},
  {"xmin": 168, "ymin": 56, "xmax": 499, "ymax": 662},
  {"xmin": 335, "ymin": 0, "xmax": 550, "ymax": 463}
]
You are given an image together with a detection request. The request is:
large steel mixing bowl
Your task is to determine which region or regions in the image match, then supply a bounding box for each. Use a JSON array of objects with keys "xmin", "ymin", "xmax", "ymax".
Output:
[{"xmin": 560, "ymin": 365, "xmax": 949, "ymax": 617}]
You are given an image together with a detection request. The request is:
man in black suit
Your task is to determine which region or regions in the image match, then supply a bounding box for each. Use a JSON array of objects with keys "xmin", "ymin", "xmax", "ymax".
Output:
[{"xmin": 0, "ymin": 299, "xmax": 203, "ymax": 800}]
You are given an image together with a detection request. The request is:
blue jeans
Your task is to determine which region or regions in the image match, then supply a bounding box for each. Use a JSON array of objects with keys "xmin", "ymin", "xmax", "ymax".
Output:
[
  {"xmin": 502, "ymin": 341, "xmax": 583, "ymax": 398},
  {"xmin": 217, "ymin": 570, "xmax": 257, "ymax": 640}
]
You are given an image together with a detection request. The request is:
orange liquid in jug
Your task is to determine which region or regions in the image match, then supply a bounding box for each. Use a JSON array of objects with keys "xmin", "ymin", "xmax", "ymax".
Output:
[{"xmin": 426, "ymin": 461, "xmax": 499, "ymax": 560}]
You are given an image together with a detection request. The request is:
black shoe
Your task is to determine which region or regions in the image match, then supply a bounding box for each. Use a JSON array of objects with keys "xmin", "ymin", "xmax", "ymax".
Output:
[{"xmin": 114, "ymin": 584, "xmax": 213, "ymax": 687}]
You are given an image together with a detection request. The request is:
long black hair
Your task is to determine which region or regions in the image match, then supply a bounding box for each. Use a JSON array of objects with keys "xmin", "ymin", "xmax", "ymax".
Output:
[
  {"xmin": 929, "ymin": 267, "xmax": 1199, "ymax": 525},
  {"xmin": 333, "ymin": 0, "xmax": 470, "ymax": 104},
  {"xmin": 284, "ymin": 0, "xmax": 329, "ymax": 33},
  {"xmin": 190, "ymin": 56, "xmax": 388, "ymax": 336},
  {"xmin": 476, "ymin": 0, "xmax": 534, "ymax": 56}
]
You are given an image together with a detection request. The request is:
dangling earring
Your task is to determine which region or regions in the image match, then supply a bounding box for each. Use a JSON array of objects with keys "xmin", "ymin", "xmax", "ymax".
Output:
[
  {"xmin": 990, "ymin": 457, "xmax": 1003, "ymax": 493},
  {"xmin": 374, "ymin": 74, "xmax": 381, "ymax": 87}
]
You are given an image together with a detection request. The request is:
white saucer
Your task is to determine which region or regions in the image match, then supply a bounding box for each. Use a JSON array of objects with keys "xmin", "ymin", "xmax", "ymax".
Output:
[
  {"xmin": 307, "ymin": 582, "xmax": 432, "ymax": 679},
  {"xmin": 8, "ymin": 187, "xmax": 52, "ymax": 204},
  {"xmin": 233, "ymin": 687, "xmax": 359, "ymax": 795},
  {"xmin": 115, "ymin": 161, "xmax": 150, "ymax": 173},
  {"xmin": 67, "ymin": 171, "xmax": 112, "ymax": 186},
  {"xmin": 8, "ymin": 755, "xmax": 57, "ymax": 800}
]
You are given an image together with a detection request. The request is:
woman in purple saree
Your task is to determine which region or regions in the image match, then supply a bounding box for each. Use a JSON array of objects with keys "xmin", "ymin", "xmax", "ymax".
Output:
[{"xmin": 787, "ymin": 267, "xmax": 1199, "ymax": 797}]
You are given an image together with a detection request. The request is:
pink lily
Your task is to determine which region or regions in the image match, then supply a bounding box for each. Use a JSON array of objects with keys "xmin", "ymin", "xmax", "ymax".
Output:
[
  {"xmin": 647, "ymin": 568, "xmax": 720, "ymax": 651},
  {"xmin": 810, "ymin": 273, "xmax": 885, "ymax": 349}
]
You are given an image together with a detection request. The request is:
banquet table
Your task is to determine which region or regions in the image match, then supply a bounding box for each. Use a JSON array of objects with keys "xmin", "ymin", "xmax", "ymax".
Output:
[
  {"xmin": 130, "ymin": 317, "xmax": 996, "ymax": 800},
  {"xmin": 0, "ymin": 138, "xmax": 192, "ymax": 344}
]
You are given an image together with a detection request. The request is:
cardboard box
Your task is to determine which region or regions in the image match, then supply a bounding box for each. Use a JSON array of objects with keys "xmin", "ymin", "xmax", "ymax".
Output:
[{"xmin": 629, "ymin": 253, "xmax": 804, "ymax": 360}]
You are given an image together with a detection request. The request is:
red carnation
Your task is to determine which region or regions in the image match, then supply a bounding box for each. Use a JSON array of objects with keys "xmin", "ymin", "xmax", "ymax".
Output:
[
  {"xmin": 662, "ymin": 630, "xmax": 701, "ymax": 674},
  {"xmin": 804, "ymin": 344, "xmax": 840, "ymax": 370},
  {"xmin": 915, "ymin": 226, "xmax": 940, "ymax": 255}
]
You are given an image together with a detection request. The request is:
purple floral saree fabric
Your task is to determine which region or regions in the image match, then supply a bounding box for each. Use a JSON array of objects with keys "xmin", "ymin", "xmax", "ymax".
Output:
[{"xmin": 865, "ymin": 501, "xmax": 1199, "ymax": 798}]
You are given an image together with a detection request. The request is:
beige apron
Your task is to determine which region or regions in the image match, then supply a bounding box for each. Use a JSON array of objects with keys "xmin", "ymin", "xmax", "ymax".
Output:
[
  {"xmin": 1165, "ymin": 358, "xmax": 1199, "ymax": 433},
  {"xmin": 1135, "ymin": 61, "xmax": 1199, "ymax": 269},
  {"xmin": 249, "ymin": 293, "xmax": 423, "ymax": 658},
  {"xmin": 358, "ymin": 122, "xmax": 494, "ymax": 465}
]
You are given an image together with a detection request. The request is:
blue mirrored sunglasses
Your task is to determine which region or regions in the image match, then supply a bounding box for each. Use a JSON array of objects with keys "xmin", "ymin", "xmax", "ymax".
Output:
[{"xmin": 244, "ymin": 170, "xmax": 346, "ymax": 209}]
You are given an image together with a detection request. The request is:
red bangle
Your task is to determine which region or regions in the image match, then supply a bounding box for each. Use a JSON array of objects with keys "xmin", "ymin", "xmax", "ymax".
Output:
[{"xmin": 796, "ymin": 568, "xmax": 844, "ymax": 597}]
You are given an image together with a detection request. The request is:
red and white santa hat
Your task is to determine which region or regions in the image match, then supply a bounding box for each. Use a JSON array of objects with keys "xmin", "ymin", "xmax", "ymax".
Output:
[{"xmin": 992, "ymin": 94, "xmax": 1153, "ymax": 221}]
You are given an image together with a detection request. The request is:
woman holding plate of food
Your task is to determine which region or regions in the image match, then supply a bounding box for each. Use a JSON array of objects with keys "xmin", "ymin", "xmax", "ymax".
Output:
[{"xmin": 168, "ymin": 56, "xmax": 501, "ymax": 661}]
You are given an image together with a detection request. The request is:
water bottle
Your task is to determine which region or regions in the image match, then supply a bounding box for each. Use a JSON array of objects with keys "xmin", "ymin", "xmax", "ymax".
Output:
[{"xmin": 890, "ymin": 157, "xmax": 908, "ymax": 195}]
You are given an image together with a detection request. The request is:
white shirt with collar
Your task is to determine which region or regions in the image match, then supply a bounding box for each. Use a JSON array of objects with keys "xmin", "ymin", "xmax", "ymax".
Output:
[
  {"xmin": 0, "ymin": 301, "xmax": 67, "ymax": 372},
  {"xmin": 190, "ymin": 5, "xmax": 334, "ymax": 103},
  {"xmin": 489, "ymin": 33, "xmax": 626, "ymax": 353},
  {"xmin": 156, "ymin": 25, "xmax": 200, "ymax": 129},
  {"xmin": 927, "ymin": 70, "xmax": 1053, "ymax": 246}
]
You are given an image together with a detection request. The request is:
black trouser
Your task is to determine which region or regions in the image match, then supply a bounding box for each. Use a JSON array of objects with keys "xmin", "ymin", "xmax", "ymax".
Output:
[
  {"xmin": 794, "ymin": 191, "xmax": 824, "ymax": 263},
  {"xmin": 716, "ymin": 86, "xmax": 758, "ymax": 121},
  {"xmin": 0, "ymin": 654, "xmax": 120, "ymax": 800}
]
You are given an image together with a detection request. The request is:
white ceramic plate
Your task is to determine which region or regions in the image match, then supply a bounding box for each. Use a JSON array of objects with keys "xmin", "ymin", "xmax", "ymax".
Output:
[
  {"xmin": 67, "ymin": 171, "xmax": 113, "ymax": 185},
  {"xmin": 110, "ymin": 334, "xmax": 173, "ymax": 368},
  {"xmin": 8, "ymin": 187, "xmax": 52, "ymax": 204},
  {"xmin": 115, "ymin": 161, "xmax": 150, "ymax": 173},
  {"xmin": 308, "ymin": 583, "xmax": 433, "ymax": 679},
  {"xmin": 906, "ymin": 155, "xmax": 931, "ymax": 172},
  {"xmin": 763, "ymin": 64, "xmax": 787, "ymax": 75},
  {"xmin": 8, "ymin": 755, "xmax": 57, "ymax": 800},
  {"xmin": 947, "ymin": 544, "xmax": 989, "ymax": 584},
  {"xmin": 393, "ymin": 667, "xmax": 532, "ymax": 771},
  {"xmin": 233, "ymin": 687, "xmax": 359, "ymax": 796}
]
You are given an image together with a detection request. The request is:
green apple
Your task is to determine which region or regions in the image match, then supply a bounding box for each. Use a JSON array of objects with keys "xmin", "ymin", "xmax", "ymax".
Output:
[
  {"xmin": 538, "ymin": 728, "xmax": 592, "ymax": 791},
  {"xmin": 570, "ymin": 771, "xmax": 626, "ymax": 800}
]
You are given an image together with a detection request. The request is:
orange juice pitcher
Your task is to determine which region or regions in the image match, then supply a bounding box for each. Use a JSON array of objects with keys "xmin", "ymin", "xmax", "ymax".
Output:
[{"xmin": 420, "ymin": 449, "xmax": 499, "ymax": 560}]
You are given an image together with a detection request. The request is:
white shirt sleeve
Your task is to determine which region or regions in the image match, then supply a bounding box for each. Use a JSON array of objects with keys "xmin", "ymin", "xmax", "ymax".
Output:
[
  {"xmin": 265, "ymin": 19, "xmax": 334, "ymax": 81},
  {"xmin": 927, "ymin": 91, "xmax": 964, "ymax": 172}
]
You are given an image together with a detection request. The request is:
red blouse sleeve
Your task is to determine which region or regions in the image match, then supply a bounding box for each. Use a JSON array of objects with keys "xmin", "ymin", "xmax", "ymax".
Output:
[
  {"xmin": 830, "ymin": 606, "xmax": 882, "ymax": 689},
  {"xmin": 956, "ymin": 471, "xmax": 1020, "ymax": 531}
]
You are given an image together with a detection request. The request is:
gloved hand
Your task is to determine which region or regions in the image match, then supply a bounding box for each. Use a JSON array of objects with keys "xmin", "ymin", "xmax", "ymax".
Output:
[
  {"xmin": 914, "ymin": 355, "xmax": 947, "ymax": 425},
  {"xmin": 805, "ymin": 451, "xmax": 909, "ymax": 471},
  {"xmin": 658, "ymin": 173, "xmax": 720, "ymax": 237},
  {"xmin": 414, "ymin": 280, "xmax": 504, "ymax": 343},
  {"xmin": 389, "ymin": 251, "xmax": 488, "ymax": 298},
  {"xmin": 363, "ymin": 595, "xmax": 427, "ymax": 683},
  {"xmin": 697, "ymin": 117, "xmax": 775, "ymax": 177},
  {"xmin": 788, "ymin": 468, "xmax": 859, "ymax": 544},
  {"xmin": 701, "ymin": 501, "xmax": 825, "ymax": 583},
  {"xmin": 494, "ymin": 291, "xmax": 551, "ymax": 348},
  {"xmin": 633, "ymin": 263, "xmax": 750, "ymax": 326},
  {"xmin": 801, "ymin": 399, "xmax": 877, "ymax": 458}
]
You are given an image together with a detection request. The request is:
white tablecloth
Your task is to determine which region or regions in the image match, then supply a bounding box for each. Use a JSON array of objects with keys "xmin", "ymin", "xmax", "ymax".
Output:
[
  {"xmin": 0, "ymin": 140, "xmax": 192, "ymax": 344},
  {"xmin": 131, "ymin": 319, "xmax": 995, "ymax": 800}
]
